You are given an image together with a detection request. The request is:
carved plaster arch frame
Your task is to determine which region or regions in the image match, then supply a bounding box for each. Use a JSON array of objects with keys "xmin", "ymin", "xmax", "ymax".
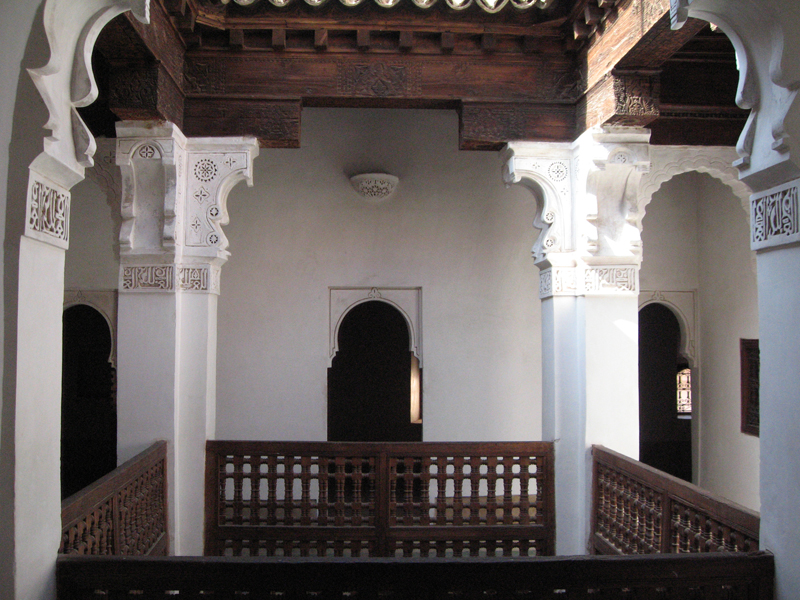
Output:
[
  {"xmin": 638, "ymin": 146, "xmax": 753, "ymax": 227},
  {"xmin": 502, "ymin": 143, "xmax": 572, "ymax": 266},
  {"xmin": 329, "ymin": 287, "xmax": 422, "ymax": 368}
]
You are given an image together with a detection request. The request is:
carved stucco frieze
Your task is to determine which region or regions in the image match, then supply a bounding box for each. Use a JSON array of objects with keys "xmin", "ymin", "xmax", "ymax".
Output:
[
  {"xmin": 751, "ymin": 178, "xmax": 800, "ymax": 251},
  {"xmin": 120, "ymin": 263, "xmax": 221, "ymax": 294},
  {"xmin": 25, "ymin": 169, "xmax": 71, "ymax": 249},
  {"xmin": 539, "ymin": 264, "xmax": 637, "ymax": 299}
]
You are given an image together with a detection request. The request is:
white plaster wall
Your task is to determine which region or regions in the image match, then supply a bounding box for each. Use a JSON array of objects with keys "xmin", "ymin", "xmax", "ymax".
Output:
[
  {"xmin": 65, "ymin": 174, "xmax": 119, "ymax": 290},
  {"xmin": 217, "ymin": 108, "xmax": 542, "ymax": 442},
  {"xmin": 640, "ymin": 171, "xmax": 760, "ymax": 510}
]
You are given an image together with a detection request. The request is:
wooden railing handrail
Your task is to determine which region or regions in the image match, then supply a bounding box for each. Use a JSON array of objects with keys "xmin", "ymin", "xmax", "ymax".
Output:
[
  {"xmin": 56, "ymin": 550, "xmax": 775, "ymax": 600},
  {"xmin": 206, "ymin": 440, "xmax": 555, "ymax": 558},
  {"xmin": 592, "ymin": 445, "xmax": 759, "ymax": 554},
  {"xmin": 60, "ymin": 440, "xmax": 168, "ymax": 556}
]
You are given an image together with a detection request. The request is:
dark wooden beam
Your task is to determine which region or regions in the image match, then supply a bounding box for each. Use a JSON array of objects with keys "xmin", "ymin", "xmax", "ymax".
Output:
[
  {"xmin": 272, "ymin": 28, "xmax": 286, "ymax": 50},
  {"xmin": 108, "ymin": 62, "xmax": 185, "ymax": 128},
  {"xmin": 183, "ymin": 98, "xmax": 302, "ymax": 148},
  {"xmin": 577, "ymin": 70, "xmax": 660, "ymax": 130},
  {"xmin": 357, "ymin": 29, "xmax": 371, "ymax": 51},
  {"xmin": 441, "ymin": 32, "xmax": 455, "ymax": 53},
  {"xmin": 183, "ymin": 53, "xmax": 579, "ymax": 105},
  {"xmin": 229, "ymin": 28, "xmax": 244, "ymax": 49},
  {"xmin": 459, "ymin": 102, "xmax": 575, "ymax": 150}
]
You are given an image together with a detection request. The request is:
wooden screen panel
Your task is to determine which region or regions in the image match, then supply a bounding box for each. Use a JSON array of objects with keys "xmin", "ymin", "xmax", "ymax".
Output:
[
  {"xmin": 592, "ymin": 445, "xmax": 759, "ymax": 556},
  {"xmin": 60, "ymin": 441, "xmax": 167, "ymax": 556},
  {"xmin": 205, "ymin": 441, "xmax": 555, "ymax": 557},
  {"xmin": 741, "ymin": 338, "xmax": 760, "ymax": 436}
]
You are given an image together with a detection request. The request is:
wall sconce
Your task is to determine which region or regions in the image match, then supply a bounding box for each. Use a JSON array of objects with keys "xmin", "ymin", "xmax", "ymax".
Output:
[{"xmin": 349, "ymin": 173, "xmax": 399, "ymax": 202}]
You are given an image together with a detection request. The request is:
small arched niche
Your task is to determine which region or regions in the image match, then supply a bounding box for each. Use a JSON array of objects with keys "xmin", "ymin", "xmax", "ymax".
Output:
[
  {"xmin": 61, "ymin": 304, "xmax": 117, "ymax": 499},
  {"xmin": 328, "ymin": 300, "xmax": 422, "ymax": 442}
]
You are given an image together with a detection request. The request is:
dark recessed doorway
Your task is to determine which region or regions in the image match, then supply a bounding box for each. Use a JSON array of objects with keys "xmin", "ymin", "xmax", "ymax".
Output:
[
  {"xmin": 638, "ymin": 302, "xmax": 692, "ymax": 482},
  {"xmin": 61, "ymin": 304, "xmax": 117, "ymax": 499},
  {"xmin": 328, "ymin": 300, "xmax": 422, "ymax": 442}
]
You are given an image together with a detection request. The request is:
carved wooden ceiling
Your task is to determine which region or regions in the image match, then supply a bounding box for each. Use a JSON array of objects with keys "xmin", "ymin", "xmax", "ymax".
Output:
[{"xmin": 81, "ymin": 0, "xmax": 746, "ymax": 149}]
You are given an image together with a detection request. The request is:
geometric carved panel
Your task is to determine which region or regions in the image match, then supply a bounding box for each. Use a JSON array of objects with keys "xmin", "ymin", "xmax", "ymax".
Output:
[{"xmin": 26, "ymin": 170, "xmax": 71, "ymax": 249}]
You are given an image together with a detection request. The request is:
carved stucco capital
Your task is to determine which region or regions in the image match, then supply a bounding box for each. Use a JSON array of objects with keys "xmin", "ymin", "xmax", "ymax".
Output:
[
  {"xmin": 502, "ymin": 142, "xmax": 573, "ymax": 267},
  {"xmin": 574, "ymin": 127, "xmax": 651, "ymax": 263},
  {"xmin": 116, "ymin": 121, "xmax": 259, "ymax": 263},
  {"xmin": 672, "ymin": 0, "xmax": 800, "ymax": 192}
]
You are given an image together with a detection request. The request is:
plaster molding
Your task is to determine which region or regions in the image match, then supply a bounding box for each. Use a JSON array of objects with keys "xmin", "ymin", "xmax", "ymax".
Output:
[
  {"xmin": 641, "ymin": 146, "xmax": 752, "ymax": 221},
  {"xmin": 28, "ymin": 0, "xmax": 150, "ymax": 178},
  {"xmin": 329, "ymin": 287, "xmax": 422, "ymax": 367},
  {"xmin": 671, "ymin": 0, "xmax": 800, "ymax": 192},
  {"xmin": 750, "ymin": 178, "xmax": 800, "ymax": 251},
  {"xmin": 639, "ymin": 289, "xmax": 697, "ymax": 364},
  {"xmin": 502, "ymin": 142, "xmax": 573, "ymax": 267}
]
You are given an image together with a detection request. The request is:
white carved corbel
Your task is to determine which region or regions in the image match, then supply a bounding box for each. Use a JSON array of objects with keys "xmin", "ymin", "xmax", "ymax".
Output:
[
  {"xmin": 28, "ymin": 0, "xmax": 150, "ymax": 178},
  {"xmin": 671, "ymin": 0, "xmax": 800, "ymax": 191},
  {"xmin": 502, "ymin": 142, "xmax": 573, "ymax": 267}
]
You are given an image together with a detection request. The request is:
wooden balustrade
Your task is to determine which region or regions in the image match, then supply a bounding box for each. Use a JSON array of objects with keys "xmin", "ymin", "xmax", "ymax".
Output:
[
  {"xmin": 592, "ymin": 445, "xmax": 759, "ymax": 555},
  {"xmin": 60, "ymin": 441, "xmax": 168, "ymax": 556},
  {"xmin": 205, "ymin": 441, "xmax": 555, "ymax": 557},
  {"xmin": 56, "ymin": 551, "xmax": 774, "ymax": 600}
]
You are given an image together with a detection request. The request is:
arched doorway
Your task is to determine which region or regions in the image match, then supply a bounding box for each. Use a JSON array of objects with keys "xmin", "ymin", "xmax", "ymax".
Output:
[
  {"xmin": 638, "ymin": 303, "xmax": 692, "ymax": 481},
  {"xmin": 61, "ymin": 304, "xmax": 117, "ymax": 499},
  {"xmin": 328, "ymin": 300, "xmax": 422, "ymax": 442}
]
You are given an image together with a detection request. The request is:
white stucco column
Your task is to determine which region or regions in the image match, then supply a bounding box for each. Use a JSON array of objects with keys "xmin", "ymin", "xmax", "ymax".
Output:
[
  {"xmin": 672, "ymin": 1, "xmax": 800, "ymax": 597},
  {"xmin": 750, "ymin": 179, "xmax": 800, "ymax": 598},
  {"xmin": 115, "ymin": 122, "xmax": 257, "ymax": 555},
  {"xmin": 505, "ymin": 128, "xmax": 648, "ymax": 554}
]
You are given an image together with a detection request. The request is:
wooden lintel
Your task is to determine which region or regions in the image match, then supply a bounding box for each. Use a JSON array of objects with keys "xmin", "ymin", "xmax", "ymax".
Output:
[
  {"xmin": 459, "ymin": 102, "xmax": 575, "ymax": 150},
  {"xmin": 578, "ymin": 71, "xmax": 660, "ymax": 131},
  {"xmin": 109, "ymin": 62, "xmax": 185, "ymax": 128},
  {"xmin": 272, "ymin": 28, "xmax": 286, "ymax": 50},
  {"xmin": 120, "ymin": 5, "xmax": 186, "ymax": 89},
  {"xmin": 183, "ymin": 53, "xmax": 579, "ymax": 106},
  {"xmin": 315, "ymin": 29, "xmax": 328, "ymax": 51},
  {"xmin": 357, "ymin": 29, "xmax": 371, "ymax": 50},
  {"xmin": 183, "ymin": 98, "xmax": 301, "ymax": 148}
]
